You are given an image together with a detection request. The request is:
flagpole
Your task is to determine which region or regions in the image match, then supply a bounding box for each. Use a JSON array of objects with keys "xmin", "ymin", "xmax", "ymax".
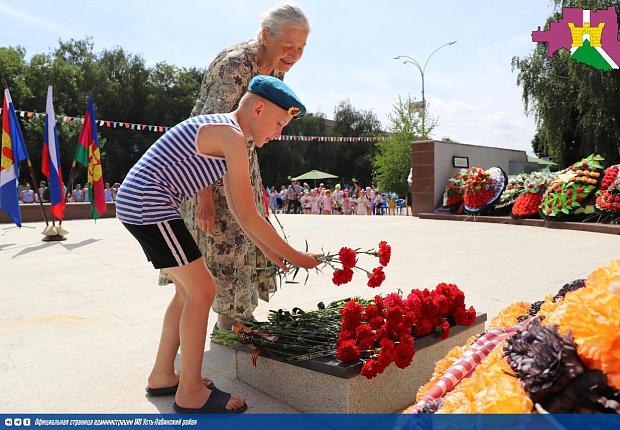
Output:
[
  {"xmin": 2, "ymin": 78, "xmax": 53, "ymax": 233},
  {"xmin": 59, "ymin": 88, "xmax": 96, "ymax": 227},
  {"xmin": 41, "ymin": 81, "xmax": 66, "ymax": 241},
  {"xmin": 26, "ymin": 159, "xmax": 53, "ymax": 230},
  {"xmin": 58, "ymin": 159, "xmax": 76, "ymax": 229}
]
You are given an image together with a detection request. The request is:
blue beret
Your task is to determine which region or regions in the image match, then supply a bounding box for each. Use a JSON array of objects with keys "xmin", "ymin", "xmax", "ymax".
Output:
[{"xmin": 247, "ymin": 75, "xmax": 306, "ymax": 119}]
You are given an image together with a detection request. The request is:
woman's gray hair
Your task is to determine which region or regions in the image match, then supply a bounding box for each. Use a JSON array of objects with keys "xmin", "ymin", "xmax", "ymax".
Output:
[{"xmin": 257, "ymin": 3, "xmax": 310, "ymax": 42}]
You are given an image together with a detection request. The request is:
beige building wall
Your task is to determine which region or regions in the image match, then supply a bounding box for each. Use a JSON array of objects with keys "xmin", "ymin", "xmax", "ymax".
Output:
[
  {"xmin": 433, "ymin": 141, "xmax": 528, "ymax": 208},
  {"xmin": 411, "ymin": 140, "xmax": 536, "ymax": 214}
]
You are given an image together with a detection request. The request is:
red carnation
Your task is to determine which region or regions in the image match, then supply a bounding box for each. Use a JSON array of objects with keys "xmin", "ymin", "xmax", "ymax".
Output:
[
  {"xmin": 454, "ymin": 306, "xmax": 477, "ymax": 326},
  {"xmin": 363, "ymin": 304, "xmax": 381, "ymax": 321},
  {"xmin": 369, "ymin": 316, "xmax": 384, "ymax": 330},
  {"xmin": 384, "ymin": 292, "xmax": 404, "ymax": 308},
  {"xmin": 385, "ymin": 305, "xmax": 404, "ymax": 329},
  {"xmin": 360, "ymin": 357, "xmax": 388, "ymax": 379},
  {"xmin": 440, "ymin": 320, "xmax": 450, "ymax": 340},
  {"xmin": 336, "ymin": 339, "xmax": 360, "ymax": 362},
  {"xmin": 373, "ymin": 295, "xmax": 384, "ymax": 309},
  {"xmin": 379, "ymin": 338, "xmax": 396, "ymax": 362},
  {"xmin": 358, "ymin": 337, "xmax": 375, "ymax": 351},
  {"xmin": 415, "ymin": 318, "xmax": 434, "ymax": 337},
  {"xmin": 355, "ymin": 324, "xmax": 373, "ymax": 341},
  {"xmin": 341, "ymin": 300, "xmax": 363, "ymax": 331},
  {"xmin": 367, "ymin": 266, "xmax": 386, "ymax": 288},
  {"xmin": 332, "ymin": 268, "xmax": 354, "ymax": 286},
  {"xmin": 404, "ymin": 293, "xmax": 422, "ymax": 315},
  {"xmin": 338, "ymin": 329, "xmax": 355, "ymax": 341},
  {"xmin": 394, "ymin": 336, "xmax": 415, "ymax": 369},
  {"xmin": 338, "ymin": 247, "xmax": 357, "ymax": 269},
  {"xmin": 378, "ymin": 241, "xmax": 391, "ymax": 266},
  {"xmin": 431, "ymin": 292, "xmax": 449, "ymax": 315}
]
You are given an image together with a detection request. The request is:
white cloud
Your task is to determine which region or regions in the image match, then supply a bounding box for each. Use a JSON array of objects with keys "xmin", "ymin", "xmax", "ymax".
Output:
[
  {"xmin": 0, "ymin": 1, "xmax": 68, "ymax": 37},
  {"xmin": 429, "ymin": 98, "xmax": 481, "ymax": 114}
]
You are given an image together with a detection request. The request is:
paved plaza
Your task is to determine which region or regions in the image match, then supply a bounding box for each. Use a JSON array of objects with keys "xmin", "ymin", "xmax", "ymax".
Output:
[{"xmin": 1, "ymin": 215, "xmax": 617, "ymax": 413}]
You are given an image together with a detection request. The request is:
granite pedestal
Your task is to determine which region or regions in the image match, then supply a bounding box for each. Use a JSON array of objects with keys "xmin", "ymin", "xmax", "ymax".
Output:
[{"xmin": 235, "ymin": 314, "xmax": 486, "ymax": 413}]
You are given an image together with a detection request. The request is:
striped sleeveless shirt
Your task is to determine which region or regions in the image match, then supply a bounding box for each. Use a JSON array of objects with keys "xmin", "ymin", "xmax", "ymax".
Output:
[{"xmin": 115, "ymin": 114, "xmax": 240, "ymax": 224}]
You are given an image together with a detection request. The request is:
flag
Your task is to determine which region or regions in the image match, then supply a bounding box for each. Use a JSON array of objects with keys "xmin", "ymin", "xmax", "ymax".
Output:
[
  {"xmin": 76, "ymin": 96, "xmax": 106, "ymax": 219},
  {"xmin": 41, "ymin": 85, "xmax": 65, "ymax": 221},
  {"xmin": 0, "ymin": 89, "xmax": 29, "ymax": 226}
]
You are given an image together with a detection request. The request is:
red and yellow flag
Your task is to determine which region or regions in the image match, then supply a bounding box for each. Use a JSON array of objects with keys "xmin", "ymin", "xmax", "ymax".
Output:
[{"xmin": 76, "ymin": 96, "xmax": 106, "ymax": 219}]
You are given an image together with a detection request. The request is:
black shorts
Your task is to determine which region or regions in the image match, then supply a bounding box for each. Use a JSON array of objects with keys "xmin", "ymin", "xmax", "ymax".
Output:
[{"xmin": 122, "ymin": 219, "xmax": 202, "ymax": 269}]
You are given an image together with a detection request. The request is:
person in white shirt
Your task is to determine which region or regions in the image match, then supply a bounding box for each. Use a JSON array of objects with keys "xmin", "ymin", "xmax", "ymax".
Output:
[
  {"xmin": 332, "ymin": 184, "xmax": 344, "ymax": 215},
  {"xmin": 111, "ymin": 183, "xmax": 121, "ymax": 201},
  {"xmin": 104, "ymin": 183, "xmax": 113, "ymax": 202},
  {"xmin": 73, "ymin": 184, "xmax": 84, "ymax": 202},
  {"xmin": 310, "ymin": 189, "xmax": 320, "ymax": 214},
  {"xmin": 300, "ymin": 190, "xmax": 312, "ymax": 214},
  {"xmin": 357, "ymin": 190, "xmax": 370, "ymax": 215},
  {"xmin": 20, "ymin": 183, "xmax": 35, "ymax": 203}
]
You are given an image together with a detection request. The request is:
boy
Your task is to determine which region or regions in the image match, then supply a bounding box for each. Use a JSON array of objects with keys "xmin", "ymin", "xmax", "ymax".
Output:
[{"xmin": 115, "ymin": 76, "xmax": 319, "ymax": 414}]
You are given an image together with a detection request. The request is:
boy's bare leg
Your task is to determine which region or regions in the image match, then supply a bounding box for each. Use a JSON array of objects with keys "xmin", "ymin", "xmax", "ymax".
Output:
[
  {"xmin": 167, "ymin": 258, "xmax": 245, "ymax": 411},
  {"xmin": 147, "ymin": 277, "xmax": 212, "ymax": 389}
]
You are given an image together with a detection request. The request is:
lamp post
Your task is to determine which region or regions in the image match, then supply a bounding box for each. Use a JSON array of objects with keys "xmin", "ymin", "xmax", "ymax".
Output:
[{"xmin": 394, "ymin": 41, "xmax": 457, "ymax": 138}]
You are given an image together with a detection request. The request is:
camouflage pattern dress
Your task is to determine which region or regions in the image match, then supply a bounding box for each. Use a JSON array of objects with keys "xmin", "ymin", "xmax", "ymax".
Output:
[{"xmin": 158, "ymin": 40, "xmax": 280, "ymax": 320}]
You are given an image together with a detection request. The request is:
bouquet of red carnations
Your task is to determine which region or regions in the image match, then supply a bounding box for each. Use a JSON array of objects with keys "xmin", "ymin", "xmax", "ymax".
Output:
[
  {"xmin": 275, "ymin": 241, "xmax": 392, "ymax": 288},
  {"xmin": 442, "ymin": 170, "xmax": 466, "ymax": 212},
  {"xmin": 327, "ymin": 241, "xmax": 391, "ymax": 288},
  {"xmin": 511, "ymin": 171, "xmax": 554, "ymax": 219},
  {"xmin": 462, "ymin": 167, "xmax": 507, "ymax": 213},
  {"xmin": 595, "ymin": 164, "xmax": 620, "ymax": 220},
  {"xmin": 336, "ymin": 283, "xmax": 477, "ymax": 379}
]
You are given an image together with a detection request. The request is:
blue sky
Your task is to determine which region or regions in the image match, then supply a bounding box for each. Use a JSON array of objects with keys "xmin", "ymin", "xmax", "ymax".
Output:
[{"xmin": 1, "ymin": 0, "xmax": 556, "ymax": 154}]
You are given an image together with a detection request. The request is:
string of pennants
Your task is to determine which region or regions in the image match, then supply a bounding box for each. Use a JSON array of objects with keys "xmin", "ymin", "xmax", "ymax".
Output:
[
  {"xmin": 0, "ymin": 108, "xmax": 171, "ymax": 133},
  {"xmin": 0, "ymin": 107, "xmax": 386, "ymax": 142},
  {"xmin": 273, "ymin": 135, "xmax": 387, "ymax": 142}
]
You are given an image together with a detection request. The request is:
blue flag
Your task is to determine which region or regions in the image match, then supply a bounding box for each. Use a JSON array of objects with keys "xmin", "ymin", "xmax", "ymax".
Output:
[{"xmin": 0, "ymin": 88, "xmax": 29, "ymax": 226}]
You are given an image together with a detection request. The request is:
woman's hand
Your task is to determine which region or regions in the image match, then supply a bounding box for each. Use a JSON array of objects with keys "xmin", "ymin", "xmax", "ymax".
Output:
[{"xmin": 195, "ymin": 188, "xmax": 215, "ymax": 234}]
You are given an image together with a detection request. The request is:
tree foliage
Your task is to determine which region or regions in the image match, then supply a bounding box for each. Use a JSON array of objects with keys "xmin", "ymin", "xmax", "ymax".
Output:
[
  {"xmin": 512, "ymin": 0, "xmax": 620, "ymax": 167},
  {"xmin": 0, "ymin": 38, "xmax": 202, "ymax": 186},
  {"xmin": 258, "ymin": 99, "xmax": 383, "ymax": 187},
  {"xmin": 1, "ymin": 38, "xmax": 384, "ymax": 189},
  {"xmin": 372, "ymin": 95, "xmax": 436, "ymax": 197}
]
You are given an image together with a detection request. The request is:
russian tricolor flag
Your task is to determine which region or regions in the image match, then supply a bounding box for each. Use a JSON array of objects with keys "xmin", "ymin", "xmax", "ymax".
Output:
[{"xmin": 41, "ymin": 85, "xmax": 65, "ymax": 221}]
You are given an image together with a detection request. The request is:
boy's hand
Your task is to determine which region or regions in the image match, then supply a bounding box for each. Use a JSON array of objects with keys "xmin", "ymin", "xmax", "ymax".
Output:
[
  {"xmin": 292, "ymin": 252, "xmax": 322, "ymax": 269},
  {"xmin": 195, "ymin": 202, "xmax": 215, "ymax": 233},
  {"xmin": 261, "ymin": 248, "xmax": 288, "ymax": 272},
  {"xmin": 195, "ymin": 190, "xmax": 215, "ymax": 234}
]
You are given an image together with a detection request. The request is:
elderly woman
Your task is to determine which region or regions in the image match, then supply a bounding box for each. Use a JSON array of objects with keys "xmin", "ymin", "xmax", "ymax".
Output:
[{"xmin": 158, "ymin": 4, "xmax": 309, "ymax": 331}]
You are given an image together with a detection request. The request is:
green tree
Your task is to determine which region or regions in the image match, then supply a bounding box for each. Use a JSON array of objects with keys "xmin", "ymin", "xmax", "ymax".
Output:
[
  {"xmin": 0, "ymin": 39, "xmax": 202, "ymax": 185},
  {"xmin": 512, "ymin": 0, "xmax": 620, "ymax": 166},
  {"xmin": 258, "ymin": 101, "xmax": 384, "ymax": 188},
  {"xmin": 331, "ymin": 99, "xmax": 383, "ymax": 187},
  {"xmin": 259, "ymin": 112, "xmax": 329, "ymax": 187},
  {"xmin": 373, "ymin": 95, "xmax": 436, "ymax": 197}
]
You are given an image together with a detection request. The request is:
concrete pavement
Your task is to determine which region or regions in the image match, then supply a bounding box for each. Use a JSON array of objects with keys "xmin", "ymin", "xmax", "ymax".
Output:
[{"xmin": 1, "ymin": 215, "xmax": 617, "ymax": 413}]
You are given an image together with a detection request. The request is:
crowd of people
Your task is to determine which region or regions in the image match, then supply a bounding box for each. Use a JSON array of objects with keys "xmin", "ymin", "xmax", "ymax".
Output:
[
  {"xmin": 17, "ymin": 181, "xmax": 120, "ymax": 203},
  {"xmin": 266, "ymin": 179, "xmax": 405, "ymax": 215},
  {"xmin": 18, "ymin": 178, "xmax": 407, "ymax": 216}
]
